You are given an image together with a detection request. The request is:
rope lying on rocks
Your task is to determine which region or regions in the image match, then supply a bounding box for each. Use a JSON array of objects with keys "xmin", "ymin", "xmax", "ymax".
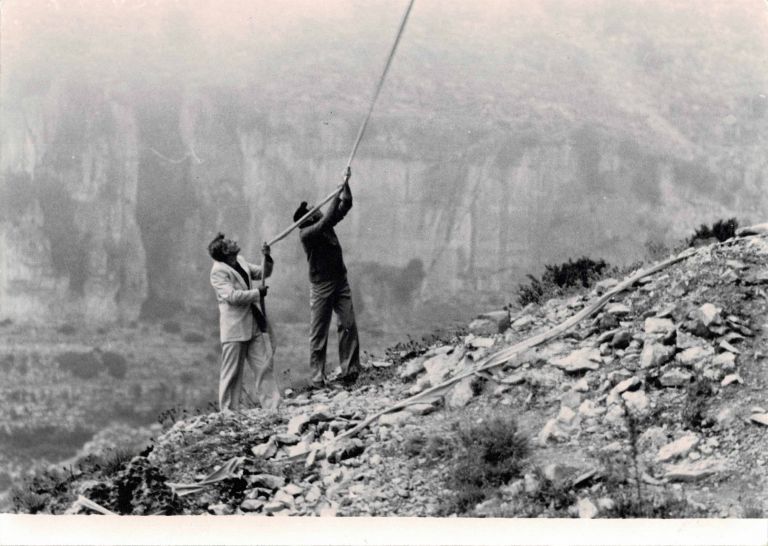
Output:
[
  {"xmin": 334, "ymin": 231, "xmax": 768, "ymax": 448},
  {"xmin": 281, "ymin": 245, "xmax": 701, "ymax": 464}
]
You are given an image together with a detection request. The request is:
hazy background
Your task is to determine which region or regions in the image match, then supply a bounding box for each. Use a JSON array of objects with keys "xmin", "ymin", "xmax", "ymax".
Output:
[{"xmin": 0, "ymin": 0, "xmax": 767, "ymax": 498}]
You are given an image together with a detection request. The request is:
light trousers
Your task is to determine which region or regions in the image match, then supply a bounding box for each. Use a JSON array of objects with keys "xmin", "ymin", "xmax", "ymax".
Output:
[{"xmin": 220, "ymin": 332, "xmax": 280, "ymax": 411}]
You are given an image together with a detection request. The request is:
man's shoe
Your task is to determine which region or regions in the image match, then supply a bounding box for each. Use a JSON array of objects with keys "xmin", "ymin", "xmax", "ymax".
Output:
[{"xmin": 338, "ymin": 371, "xmax": 359, "ymax": 387}]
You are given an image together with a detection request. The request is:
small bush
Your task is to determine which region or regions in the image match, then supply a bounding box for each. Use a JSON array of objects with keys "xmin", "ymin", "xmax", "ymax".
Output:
[
  {"xmin": 689, "ymin": 218, "xmax": 738, "ymax": 246},
  {"xmin": 9, "ymin": 467, "xmax": 80, "ymax": 514},
  {"xmin": 595, "ymin": 399, "xmax": 703, "ymax": 518},
  {"xmin": 56, "ymin": 351, "xmax": 101, "ymax": 380},
  {"xmin": 402, "ymin": 432, "xmax": 455, "ymax": 461},
  {"xmin": 602, "ymin": 485, "xmax": 701, "ymax": 518},
  {"xmin": 10, "ymin": 489, "xmax": 50, "ymax": 514},
  {"xmin": 102, "ymin": 448, "xmax": 136, "ymax": 475},
  {"xmin": 441, "ymin": 413, "xmax": 530, "ymax": 514},
  {"xmin": 517, "ymin": 257, "xmax": 609, "ymax": 306},
  {"xmin": 102, "ymin": 351, "xmax": 128, "ymax": 379},
  {"xmin": 681, "ymin": 377, "xmax": 713, "ymax": 430}
]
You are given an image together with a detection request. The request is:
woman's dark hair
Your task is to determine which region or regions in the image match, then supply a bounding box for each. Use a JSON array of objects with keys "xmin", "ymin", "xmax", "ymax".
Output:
[{"xmin": 208, "ymin": 232, "xmax": 227, "ymax": 261}]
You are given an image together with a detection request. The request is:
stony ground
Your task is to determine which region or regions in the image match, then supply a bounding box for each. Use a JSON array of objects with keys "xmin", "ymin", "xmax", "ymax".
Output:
[{"xmin": 10, "ymin": 233, "xmax": 768, "ymax": 518}]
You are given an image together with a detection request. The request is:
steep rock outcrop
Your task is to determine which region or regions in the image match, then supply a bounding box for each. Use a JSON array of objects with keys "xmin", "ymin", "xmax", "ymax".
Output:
[{"xmin": 2, "ymin": 85, "xmax": 768, "ymax": 324}]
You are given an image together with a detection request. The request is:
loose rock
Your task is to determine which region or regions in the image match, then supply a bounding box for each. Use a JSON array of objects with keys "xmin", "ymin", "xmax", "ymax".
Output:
[
  {"xmin": 251, "ymin": 437, "xmax": 278, "ymax": 459},
  {"xmin": 379, "ymin": 411, "xmax": 412, "ymax": 427},
  {"xmin": 645, "ymin": 318, "xmax": 675, "ymax": 335},
  {"xmin": 621, "ymin": 390, "xmax": 650, "ymax": 415},
  {"xmin": 640, "ymin": 343, "xmax": 676, "ymax": 369},
  {"xmin": 677, "ymin": 346, "xmax": 714, "ymax": 367},
  {"xmin": 663, "ymin": 458, "xmax": 728, "ymax": 482},
  {"xmin": 276, "ymin": 433, "xmax": 300, "ymax": 446},
  {"xmin": 250, "ymin": 474, "xmax": 286, "ymax": 490},
  {"xmin": 656, "ymin": 433, "xmax": 700, "ymax": 463},
  {"xmin": 287, "ymin": 414, "xmax": 311, "ymax": 436},
  {"xmin": 606, "ymin": 303, "xmax": 631, "ymax": 316},
  {"xmin": 400, "ymin": 357, "xmax": 427, "ymax": 380},
  {"xmin": 447, "ymin": 377, "xmax": 477, "ymax": 409},
  {"xmin": 551, "ymin": 348, "xmax": 602, "ymax": 372},
  {"xmin": 469, "ymin": 311, "xmax": 510, "ymax": 335},
  {"xmin": 240, "ymin": 499, "xmax": 264, "ymax": 512},
  {"xmin": 660, "ymin": 368, "xmax": 694, "ymax": 387},
  {"xmin": 611, "ymin": 330, "xmax": 632, "ymax": 349},
  {"xmin": 208, "ymin": 503, "xmax": 233, "ymax": 515},
  {"xmin": 577, "ymin": 497, "xmax": 599, "ymax": 519}
]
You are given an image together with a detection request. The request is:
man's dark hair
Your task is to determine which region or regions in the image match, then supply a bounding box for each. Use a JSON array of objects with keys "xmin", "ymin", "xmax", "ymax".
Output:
[
  {"xmin": 293, "ymin": 201, "xmax": 310, "ymax": 222},
  {"xmin": 208, "ymin": 232, "xmax": 227, "ymax": 261}
]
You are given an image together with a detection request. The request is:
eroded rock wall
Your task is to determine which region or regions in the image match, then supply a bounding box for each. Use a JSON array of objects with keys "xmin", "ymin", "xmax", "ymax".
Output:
[{"xmin": 2, "ymin": 84, "xmax": 766, "ymax": 324}]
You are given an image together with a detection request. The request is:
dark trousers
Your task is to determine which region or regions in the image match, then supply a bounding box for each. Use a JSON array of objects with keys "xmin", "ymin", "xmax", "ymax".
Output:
[{"xmin": 309, "ymin": 276, "xmax": 360, "ymax": 384}]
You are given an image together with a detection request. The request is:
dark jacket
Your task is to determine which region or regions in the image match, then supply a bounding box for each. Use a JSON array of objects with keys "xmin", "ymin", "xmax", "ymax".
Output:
[{"xmin": 299, "ymin": 185, "xmax": 352, "ymax": 283}]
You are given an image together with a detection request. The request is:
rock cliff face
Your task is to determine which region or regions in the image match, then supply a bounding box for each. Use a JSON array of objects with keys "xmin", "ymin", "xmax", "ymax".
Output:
[
  {"xmin": 2, "ymin": 80, "xmax": 767, "ymax": 324},
  {"xmin": 1, "ymin": 82, "xmax": 147, "ymax": 323}
]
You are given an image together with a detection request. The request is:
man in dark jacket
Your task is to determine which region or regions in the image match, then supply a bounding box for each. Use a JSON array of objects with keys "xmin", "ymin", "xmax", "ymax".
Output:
[{"xmin": 295, "ymin": 167, "xmax": 360, "ymax": 389}]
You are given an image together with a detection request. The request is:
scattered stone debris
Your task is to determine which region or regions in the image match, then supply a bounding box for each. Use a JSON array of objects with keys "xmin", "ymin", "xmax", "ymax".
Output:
[{"xmin": 13, "ymin": 232, "xmax": 768, "ymax": 518}]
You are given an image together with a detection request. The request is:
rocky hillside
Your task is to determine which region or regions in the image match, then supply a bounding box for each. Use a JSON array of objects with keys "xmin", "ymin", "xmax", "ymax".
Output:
[{"xmin": 8, "ymin": 229, "xmax": 768, "ymax": 517}]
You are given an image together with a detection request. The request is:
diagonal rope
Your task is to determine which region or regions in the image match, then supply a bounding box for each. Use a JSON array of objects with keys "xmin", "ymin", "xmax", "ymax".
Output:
[
  {"xmin": 265, "ymin": 0, "xmax": 416, "ymax": 248},
  {"xmin": 278, "ymin": 246, "xmax": 701, "ymax": 463},
  {"xmin": 345, "ymin": 0, "xmax": 416, "ymax": 170}
]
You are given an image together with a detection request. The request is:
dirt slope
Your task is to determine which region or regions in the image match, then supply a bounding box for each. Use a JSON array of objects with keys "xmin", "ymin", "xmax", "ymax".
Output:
[{"xmin": 11, "ymin": 233, "xmax": 768, "ymax": 517}]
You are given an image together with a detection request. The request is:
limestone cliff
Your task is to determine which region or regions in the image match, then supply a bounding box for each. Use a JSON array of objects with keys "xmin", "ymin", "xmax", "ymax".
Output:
[
  {"xmin": 1, "ymin": 0, "xmax": 766, "ymax": 323},
  {"xmin": 2, "ymin": 82, "xmax": 767, "ymax": 323}
]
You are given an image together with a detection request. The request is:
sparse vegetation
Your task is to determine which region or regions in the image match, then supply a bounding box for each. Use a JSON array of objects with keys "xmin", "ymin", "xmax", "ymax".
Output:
[
  {"xmin": 689, "ymin": 218, "xmax": 739, "ymax": 246},
  {"xmin": 681, "ymin": 376, "xmax": 714, "ymax": 431},
  {"xmin": 595, "ymin": 399, "xmax": 702, "ymax": 518},
  {"xmin": 441, "ymin": 413, "xmax": 530, "ymax": 514},
  {"xmin": 517, "ymin": 257, "xmax": 609, "ymax": 306}
]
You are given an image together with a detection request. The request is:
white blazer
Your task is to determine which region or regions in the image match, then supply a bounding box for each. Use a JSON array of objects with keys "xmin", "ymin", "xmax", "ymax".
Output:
[{"xmin": 210, "ymin": 255, "xmax": 272, "ymax": 342}]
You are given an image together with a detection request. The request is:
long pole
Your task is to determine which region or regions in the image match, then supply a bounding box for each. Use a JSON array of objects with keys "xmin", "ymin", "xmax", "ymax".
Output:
[{"xmin": 264, "ymin": 0, "xmax": 416, "ymax": 249}]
